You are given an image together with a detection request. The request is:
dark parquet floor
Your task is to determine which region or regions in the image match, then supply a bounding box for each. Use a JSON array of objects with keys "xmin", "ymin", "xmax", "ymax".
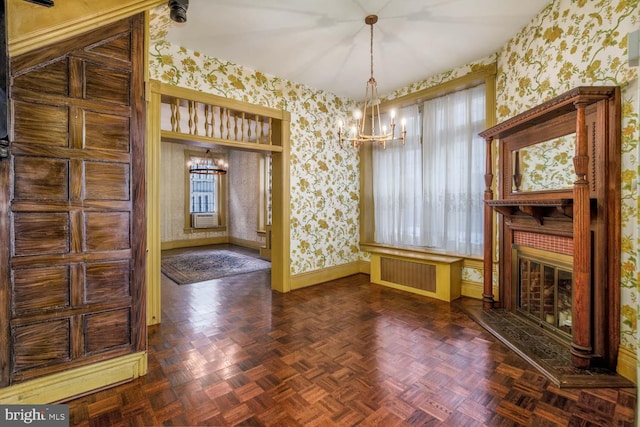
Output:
[{"xmin": 65, "ymin": 250, "xmax": 636, "ymax": 426}]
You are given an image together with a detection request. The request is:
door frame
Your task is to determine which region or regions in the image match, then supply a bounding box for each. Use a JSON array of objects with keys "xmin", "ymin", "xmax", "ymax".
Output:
[{"xmin": 145, "ymin": 80, "xmax": 291, "ymax": 325}]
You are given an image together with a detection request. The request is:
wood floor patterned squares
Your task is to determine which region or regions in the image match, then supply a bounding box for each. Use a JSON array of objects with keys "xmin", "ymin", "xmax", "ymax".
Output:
[{"xmin": 65, "ymin": 254, "xmax": 635, "ymax": 426}]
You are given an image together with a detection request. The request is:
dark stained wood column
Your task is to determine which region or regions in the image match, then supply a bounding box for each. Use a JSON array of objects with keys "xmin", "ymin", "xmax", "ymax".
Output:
[
  {"xmin": 482, "ymin": 136, "xmax": 495, "ymax": 309},
  {"xmin": 570, "ymin": 100, "xmax": 593, "ymax": 368}
]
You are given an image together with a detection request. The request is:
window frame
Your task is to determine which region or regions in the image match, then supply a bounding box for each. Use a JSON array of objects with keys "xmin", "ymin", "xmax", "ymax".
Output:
[
  {"xmin": 183, "ymin": 148, "xmax": 227, "ymax": 231},
  {"xmin": 359, "ymin": 64, "xmax": 496, "ymax": 257}
]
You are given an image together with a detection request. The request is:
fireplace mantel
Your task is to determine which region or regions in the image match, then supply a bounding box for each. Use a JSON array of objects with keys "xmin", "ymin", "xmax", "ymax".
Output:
[
  {"xmin": 486, "ymin": 198, "xmax": 576, "ymax": 224},
  {"xmin": 479, "ymin": 86, "xmax": 621, "ymax": 371}
]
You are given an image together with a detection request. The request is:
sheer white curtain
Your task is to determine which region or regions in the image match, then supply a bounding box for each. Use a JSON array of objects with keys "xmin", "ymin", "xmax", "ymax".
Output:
[
  {"xmin": 422, "ymin": 84, "xmax": 485, "ymax": 256},
  {"xmin": 371, "ymin": 85, "xmax": 485, "ymax": 256},
  {"xmin": 372, "ymin": 104, "xmax": 424, "ymax": 246}
]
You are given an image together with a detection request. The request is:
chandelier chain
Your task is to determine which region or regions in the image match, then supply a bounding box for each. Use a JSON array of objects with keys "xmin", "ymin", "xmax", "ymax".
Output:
[{"xmin": 370, "ymin": 21, "xmax": 374, "ymax": 80}]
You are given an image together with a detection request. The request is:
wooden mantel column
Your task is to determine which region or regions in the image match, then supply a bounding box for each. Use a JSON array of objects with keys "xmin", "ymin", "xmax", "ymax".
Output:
[
  {"xmin": 482, "ymin": 136, "xmax": 495, "ymax": 309},
  {"xmin": 571, "ymin": 100, "xmax": 593, "ymax": 368}
]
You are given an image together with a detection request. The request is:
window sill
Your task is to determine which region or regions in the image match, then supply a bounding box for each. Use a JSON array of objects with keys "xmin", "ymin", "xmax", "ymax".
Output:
[
  {"xmin": 360, "ymin": 242, "xmax": 481, "ymax": 263},
  {"xmin": 184, "ymin": 226, "xmax": 227, "ymax": 233}
]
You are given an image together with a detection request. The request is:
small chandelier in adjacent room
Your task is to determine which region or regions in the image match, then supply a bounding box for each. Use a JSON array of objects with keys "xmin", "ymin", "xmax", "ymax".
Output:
[
  {"xmin": 188, "ymin": 150, "xmax": 227, "ymax": 175},
  {"xmin": 338, "ymin": 15, "xmax": 406, "ymax": 149}
]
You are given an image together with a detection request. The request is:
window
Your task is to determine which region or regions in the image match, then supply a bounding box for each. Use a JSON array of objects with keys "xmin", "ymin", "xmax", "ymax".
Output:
[
  {"xmin": 185, "ymin": 150, "xmax": 226, "ymax": 229},
  {"xmin": 189, "ymin": 167, "xmax": 217, "ymax": 213},
  {"xmin": 363, "ymin": 74, "xmax": 492, "ymax": 258}
]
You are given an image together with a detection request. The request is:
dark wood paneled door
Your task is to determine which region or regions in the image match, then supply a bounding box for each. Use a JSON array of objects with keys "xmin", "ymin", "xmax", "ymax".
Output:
[{"xmin": 0, "ymin": 14, "xmax": 146, "ymax": 386}]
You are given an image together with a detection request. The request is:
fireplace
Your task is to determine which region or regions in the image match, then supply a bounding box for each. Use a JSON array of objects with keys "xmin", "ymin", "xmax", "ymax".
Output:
[
  {"xmin": 479, "ymin": 87, "xmax": 622, "ymax": 372},
  {"xmin": 513, "ymin": 245, "xmax": 573, "ymax": 340}
]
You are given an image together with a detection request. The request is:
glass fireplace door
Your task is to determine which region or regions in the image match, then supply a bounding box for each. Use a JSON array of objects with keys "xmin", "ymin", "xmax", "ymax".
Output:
[{"xmin": 514, "ymin": 246, "xmax": 573, "ymax": 338}]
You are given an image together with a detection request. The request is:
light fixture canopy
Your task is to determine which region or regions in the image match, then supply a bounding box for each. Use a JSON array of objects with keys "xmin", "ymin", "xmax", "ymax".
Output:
[
  {"xmin": 189, "ymin": 149, "xmax": 227, "ymax": 175},
  {"xmin": 338, "ymin": 15, "xmax": 406, "ymax": 149}
]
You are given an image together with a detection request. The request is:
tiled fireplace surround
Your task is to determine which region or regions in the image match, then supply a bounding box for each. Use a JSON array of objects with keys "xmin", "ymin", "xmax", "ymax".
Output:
[{"xmin": 513, "ymin": 230, "xmax": 573, "ymax": 256}]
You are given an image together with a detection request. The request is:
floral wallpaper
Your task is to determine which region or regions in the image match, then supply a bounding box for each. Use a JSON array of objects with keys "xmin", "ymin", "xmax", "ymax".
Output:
[
  {"xmin": 494, "ymin": 0, "xmax": 639, "ymax": 357},
  {"xmin": 517, "ymin": 134, "xmax": 575, "ymax": 192},
  {"xmin": 149, "ymin": 7, "xmax": 360, "ymax": 275}
]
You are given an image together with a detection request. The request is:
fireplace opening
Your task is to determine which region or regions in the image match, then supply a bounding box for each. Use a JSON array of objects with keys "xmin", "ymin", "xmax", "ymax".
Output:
[{"xmin": 512, "ymin": 245, "xmax": 573, "ymax": 341}]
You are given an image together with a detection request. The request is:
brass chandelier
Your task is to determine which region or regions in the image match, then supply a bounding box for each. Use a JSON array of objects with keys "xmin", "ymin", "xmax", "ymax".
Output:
[
  {"xmin": 338, "ymin": 15, "xmax": 406, "ymax": 149},
  {"xmin": 188, "ymin": 150, "xmax": 227, "ymax": 175}
]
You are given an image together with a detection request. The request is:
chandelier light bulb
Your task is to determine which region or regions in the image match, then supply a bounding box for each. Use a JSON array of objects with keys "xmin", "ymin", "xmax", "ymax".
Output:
[{"xmin": 353, "ymin": 110, "xmax": 362, "ymax": 120}]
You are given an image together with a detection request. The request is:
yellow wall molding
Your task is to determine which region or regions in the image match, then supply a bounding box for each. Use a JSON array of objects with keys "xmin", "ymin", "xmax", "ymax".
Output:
[
  {"xmin": 290, "ymin": 262, "xmax": 363, "ymax": 290},
  {"xmin": 229, "ymin": 237, "xmax": 264, "ymax": 250},
  {"xmin": 147, "ymin": 77, "xmax": 162, "ymax": 326},
  {"xmin": 463, "ymin": 258, "xmax": 484, "ymax": 270},
  {"xmin": 161, "ymin": 236, "xmax": 229, "ymax": 251},
  {"xmin": 360, "ymin": 243, "xmax": 464, "ymax": 264},
  {"xmin": 616, "ymin": 345, "xmax": 637, "ymax": 384},
  {"xmin": 461, "ymin": 258, "xmax": 484, "ymax": 299},
  {"xmin": 8, "ymin": 0, "xmax": 164, "ymax": 56},
  {"xmin": 0, "ymin": 352, "xmax": 146, "ymax": 404},
  {"xmin": 461, "ymin": 281, "xmax": 483, "ymax": 300},
  {"xmin": 357, "ymin": 259, "xmax": 370, "ymax": 274}
]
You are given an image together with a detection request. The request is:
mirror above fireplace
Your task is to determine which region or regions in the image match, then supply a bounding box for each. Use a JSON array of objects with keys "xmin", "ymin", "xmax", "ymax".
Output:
[{"xmin": 511, "ymin": 132, "xmax": 576, "ymax": 193}]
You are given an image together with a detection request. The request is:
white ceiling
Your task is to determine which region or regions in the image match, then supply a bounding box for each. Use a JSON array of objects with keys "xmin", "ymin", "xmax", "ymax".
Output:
[{"xmin": 165, "ymin": 0, "xmax": 551, "ymax": 100}]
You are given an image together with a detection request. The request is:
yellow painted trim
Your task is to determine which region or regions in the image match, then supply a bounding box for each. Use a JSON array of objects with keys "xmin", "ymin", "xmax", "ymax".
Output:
[
  {"xmin": 461, "ymin": 281, "xmax": 484, "ymax": 299},
  {"xmin": 380, "ymin": 64, "xmax": 497, "ymax": 110},
  {"xmin": 360, "ymin": 243, "xmax": 463, "ymax": 264},
  {"xmin": 161, "ymin": 236, "xmax": 229, "ymax": 251},
  {"xmin": 461, "ymin": 258, "xmax": 484, "ymax": 298},
  {"xmin": 369, "ymin": 253, "xmax": 462, "ymax": 302},
  {"xmin": 357, "ymin": 260, "xmax": 370, "ymax": 274},
  {"xmin": 290, "ymin": 262, "xmax": 363, "ymax": 290},
  {"xmin": 463, "ymin": 258, "xmax": 484, "ymax": 270},
  {"xmin": 8, "ymin": 0, "xmax": 165, "ymax": 56},
  {"xmin": 162, "ymin": 132, "xmax": 283, "ymax": 154},
  {"xmin": 0, "ymin": 352, "xmax": 147, "ymax": 404},
  {"xmin": 159, "ymin": 82, "xmax": 289, "ymax": 121},
  {"xmin": 616, "ymin": 346, "xmax": 637, "ymax": 384},
  {"xmin": 228, "ymin": 237, "xmax": 264, "ymax": 250},
  {"xmin": 146, "ymin": 81, "xmax": 162, "ymax": 326}
]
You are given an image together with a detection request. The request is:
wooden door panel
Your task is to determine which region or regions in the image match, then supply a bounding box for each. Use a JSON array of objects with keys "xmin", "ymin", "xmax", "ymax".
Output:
[
  {"xmin": 84, "ymin": 212, "xmax": 130, "ymax": 251},
  {"xmin": 2, "ymin": 14, "xmax": 145, "ymax": 384},
  {"xmin": 13, "ymin": 319, "xmax": 70, "ymax": 372},
  {"xmin": 12, "ymin": 266, "xmax": 70, "ymax": 314},
  {"xmin": 84, "ymin": 309, "xmax": 130, "ymax": 353},
  {"xmin": 13, "ymin": 101, "xmax": 68, "ymax": 146},
  {"xmin": 84, "ymin": 261, "xmax": 130, "ymax": 302},
  {"xmin": 85, "ymin": 112, "xmax": 130, "ymax": 152},
  {"xmin": 85, "ymin": 64, "xmax": 129, "ymax": 106},
  {"xmin": 87, "ymin": 34, "xmax": 131, "ymax": 63},
  {"xmin": 84, "ymin": 162, "xmax": 129, "ymax": 200},
  {"xmin": 13, "ymin": 213, "xmax": 69, "ymax": 256},
  {"xmin": 11, "ymin": 58, "xmax": 69, "ymax": 98},
  {"xmin": 14, "ymin": 156, "xmax": 68, "ymax": 200}
]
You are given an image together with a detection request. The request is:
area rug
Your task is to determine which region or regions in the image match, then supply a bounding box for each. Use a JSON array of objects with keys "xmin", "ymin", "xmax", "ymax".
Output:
[{"xmin": 161, "ymin": 249, "xmax": 271, "ymax": 285}]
